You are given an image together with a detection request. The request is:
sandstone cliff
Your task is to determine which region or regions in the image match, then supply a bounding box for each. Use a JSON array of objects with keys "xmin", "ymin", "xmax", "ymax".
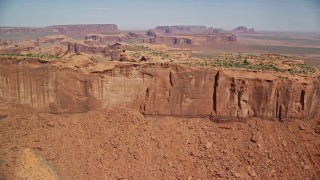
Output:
[
  {"xmin": 85, "ymin": 34, "xmax": 129, "ymax": 45},
  {"xmin": 0, "ymin": 40, "xmax": 40, "ymax": 54},
  {"xmin": 154, "ymin": 26, "xmax": 208, "ymax": 34},
  {"xmin": 67, "ymin": 42, "xmax": 105, "ymax": 55},
  {"xmin": 0, "ymin": 57, "xmax": 319, "ymax": 121},
  {"xmin": 149, "ymin": 33, "xmax": 237, "ymax": 46},
  {"xmin": 67, "ymin": 42, "xmax": 125, "ymax": 60},
  {"xmin": 233, "ymin": 26, "xmax": 256, "ymax": 34},
  {"xmin": 128, "ymin": 32, "xmax": 140, "ymax": 38}
]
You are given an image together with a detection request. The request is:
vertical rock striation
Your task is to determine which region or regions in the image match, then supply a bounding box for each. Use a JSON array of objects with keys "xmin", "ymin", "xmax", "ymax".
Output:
[{"xmin": 0, "ymin": 58, "xmax": 319, "ymax": 121}]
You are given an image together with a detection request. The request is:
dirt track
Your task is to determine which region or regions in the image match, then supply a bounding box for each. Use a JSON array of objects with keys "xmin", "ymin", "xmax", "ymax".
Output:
[{"xmin": 0, "ymin": 108, "xmax": 320, "ymax": 179}]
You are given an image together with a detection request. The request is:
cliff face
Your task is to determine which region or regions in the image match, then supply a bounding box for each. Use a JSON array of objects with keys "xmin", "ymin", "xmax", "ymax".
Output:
[
  {"xmin": 149, "ymin": 34, "xmax": 237, "ymax": 46},
  {"xmin": 149, "ymin": 36, "xmax": 192, "ymax": 45},
  {"xmin": 67, "ymin": 42, "xmax": 125, "ymax": 60},
  {"xmin": 0, "ymin": 58, "xmax": 88, "ymax": 113},
  {"xmin": 0, "ymin": 40, "xmax": 40, "ymax": 54},
  {"xmin": 0, "ymin": 58, "xmax": 319, "ymax": 120},
  {"xmin": 139, "ymin": 65, "xmax": 319, "ymax": 120},
  {"xmin": 85, "ymin": 34, "xmax": 129, "ymax": 45},
  {"xmin": 154, "ymin": 26, "xmax": 208, "ymax": 34},
  {"xmin": 232, "ymin": 26, "xmax": 256, "ymax": 34}
]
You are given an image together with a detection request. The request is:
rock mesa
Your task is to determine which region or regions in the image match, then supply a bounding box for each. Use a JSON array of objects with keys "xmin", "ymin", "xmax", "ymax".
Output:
[{"xmin": 0, "ymin": 58, "xmax": 319, "ymax": 121}]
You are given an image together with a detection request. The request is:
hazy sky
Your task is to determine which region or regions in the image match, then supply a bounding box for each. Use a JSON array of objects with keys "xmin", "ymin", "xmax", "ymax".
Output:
[{"xmin": 0, "ymin": 0, "xmax": 319, "ymax": 32}]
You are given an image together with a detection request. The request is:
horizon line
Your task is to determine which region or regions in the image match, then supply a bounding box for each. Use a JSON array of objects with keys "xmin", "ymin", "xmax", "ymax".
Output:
[{"xmin": 0, "ymin": 24, "xmax": 319, "ymax": 33}]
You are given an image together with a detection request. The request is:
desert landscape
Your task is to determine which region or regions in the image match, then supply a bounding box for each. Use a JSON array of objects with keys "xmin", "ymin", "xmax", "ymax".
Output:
[{"xmin": 0, "ymin": 0, "xmax": 320, "ymax": 179}]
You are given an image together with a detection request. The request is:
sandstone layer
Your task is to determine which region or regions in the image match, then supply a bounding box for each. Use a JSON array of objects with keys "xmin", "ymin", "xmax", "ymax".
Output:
[
  {"xmin": 149, "ymin": 34, "xmax": 237, "ymax": 46},
  {"xmin": 153, "ymin": 26, "xmax": 208, "ymax": 34},
  {"xmin": 67, "ymin": 42, "xmax": 125, "ymax": 60},
  {"xmin": 0, "ymin": 57, "xmax": 319, "ymax": 121},
  {"xmin": 85, "ymin": 34, "xmax": 129, "ymax": 45}
]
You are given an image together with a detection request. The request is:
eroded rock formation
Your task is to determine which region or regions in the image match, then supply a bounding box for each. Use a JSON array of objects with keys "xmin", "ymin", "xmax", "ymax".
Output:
[
  {"xmin": 128, "ymin": 32, "xmax": 140, "ymax": 38},
  {"xmin": 154, "ymin": 26, "xmax": 208, "ymax": 34},
  {"xmin": 0, "ymin": 40, "xmax": 40, "ymax": 54},
  {"xmin": 67, "ymin": 42, "xmax": 125, "ymax": 60},
  {"xmin": 67, "ymin": 42, "xmax": 104, "ymax": 55},
  {"xmin": 37, "ymin": 35, "xmax": 71, "ymax": 44},
  {"xmin": 149, "ymin": 33, "xmax": 237, "ymax": 45},
  {"xmin": 0, "ymin": 58, "xmax": 319, "ymax": 121},
  {"xmin": 0, "ymin": 40, "xmax": 11, "ymax": 46},
  {"xmin": 85, "ymin": 34, "xmax": 129, "ymax": 45},
  {"xmin": 233, "ymin": 26, "xmax": 256, "ymax": 34}
]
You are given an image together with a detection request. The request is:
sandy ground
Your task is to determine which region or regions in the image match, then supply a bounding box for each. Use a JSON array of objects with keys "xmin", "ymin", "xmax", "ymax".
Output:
[{"xmin": 0, "ymin": 107, "xmax": 319, "ymax": 179}]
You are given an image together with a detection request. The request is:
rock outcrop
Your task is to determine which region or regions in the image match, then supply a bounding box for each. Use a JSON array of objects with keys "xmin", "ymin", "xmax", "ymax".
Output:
[
  {"xmin": 149, "ymin": 33, "xmax": 237, "ymax": 46},
  {"xmin": 85, "ymin": 34, "xmax": 129, "ymax": 45},
  {"xmin": 37, "ymin": 35, "xmax": 71, "ymax": 44},
  {"xmin": 233, "ymin": 26, "xmax": 256, "ymax": 34},
  {"xmin": 146, "ymin": 25, "xmax": 237, "ymax": 46},
  {"xmin": 0, "ymin": 40, "xmax": 11, "ymax": 46},
  {"xmin": 0, "ymin": 40, "xmax": 40, "ymax": 54},
  {"xmin": 128, "ymin": 32, "xmax": 140, "ymax": 38},
  {"xmin": 146, "ymin": 30, "xmax": 157, "ymax": 37},
  {"xmin": 67, "ymin": 42, "xmax": 125, "ymax": 60},
  {"xmin": 149, "ymin": 36, "xmax": 192, "ymax": 45},
  {"xmin": 67, "ymin": 42, "xmax": 105, "ymax": 55},
  {"xmin": 210, "ymin": 28, "xmax": 226, "ymax": 34},
  {"xmin": 0, "ymin": 57, "xmax": 319, "ymax": 121},
  {"xmin": 150, "ymin": 26, "xmax": 208, "ymax": 35}
]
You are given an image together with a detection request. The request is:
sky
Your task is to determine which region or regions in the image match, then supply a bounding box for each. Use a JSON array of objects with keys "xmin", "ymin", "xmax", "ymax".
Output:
[{"xmin": 0, "ymin": 0, "xmax": 319, "ymax": 32}]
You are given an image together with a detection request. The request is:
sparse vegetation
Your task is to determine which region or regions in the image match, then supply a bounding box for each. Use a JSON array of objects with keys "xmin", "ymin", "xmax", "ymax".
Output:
[
  {"xmin": 182, "ymin": 53, "xmax": 316, "ymax": 76},
  {"xmin": 0, "ymin": 53, "xmax": 58, "ymax": 60},
  {"xmin": 91, "ymin": 55, "xmax": 112, "ymax": 62},
  {"xmin": 126, "ymin": 44, "xmax": 181, "ymax": 62}
]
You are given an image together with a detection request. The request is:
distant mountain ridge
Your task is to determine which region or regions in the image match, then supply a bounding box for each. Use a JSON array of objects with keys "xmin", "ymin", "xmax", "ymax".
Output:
[{"xmin": 0, "ymin": 24, "xmax": 119, "ymax": 35}]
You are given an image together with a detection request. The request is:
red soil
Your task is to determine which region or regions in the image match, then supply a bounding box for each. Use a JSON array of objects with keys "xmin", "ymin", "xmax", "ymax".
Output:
[{"xmin": 0, "ymin": 108, "xmax": 319, "ymax": 179}]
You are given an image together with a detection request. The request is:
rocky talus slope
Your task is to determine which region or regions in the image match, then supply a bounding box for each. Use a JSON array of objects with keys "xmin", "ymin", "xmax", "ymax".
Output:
[{"xmin": 0, "ymin": 108, "xmax": 319, "ymax": 179}]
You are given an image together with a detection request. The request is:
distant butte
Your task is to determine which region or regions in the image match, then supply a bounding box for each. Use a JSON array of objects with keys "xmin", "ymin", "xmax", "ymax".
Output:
[
  {"xmin": 146, "ymin": 25, "xmax": 238, "ymax": 46},
  {"xmin": 232, "ymin": 26, "xmax": 256, "ymax": 34}
]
